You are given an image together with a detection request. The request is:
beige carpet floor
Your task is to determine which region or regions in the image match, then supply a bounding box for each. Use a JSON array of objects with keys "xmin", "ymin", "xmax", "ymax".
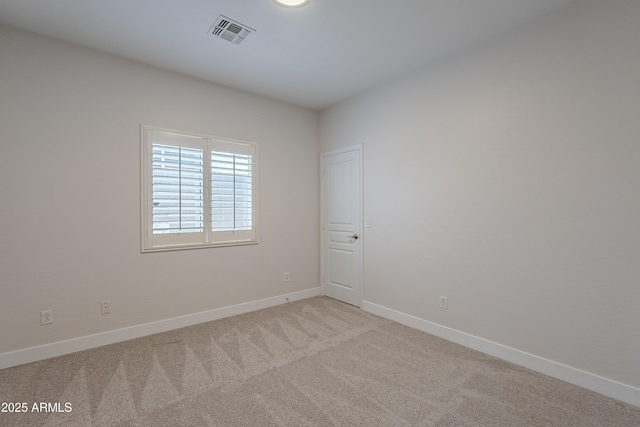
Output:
[{"xmin": 1, "ymin": 296, "xmax": 639, "ymax": 426}]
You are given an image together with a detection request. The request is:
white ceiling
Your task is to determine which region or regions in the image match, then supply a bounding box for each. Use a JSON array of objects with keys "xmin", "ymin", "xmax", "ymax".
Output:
[{"xmin": 0, "ymin": 0, "xmax": 576, "ymax": 110}]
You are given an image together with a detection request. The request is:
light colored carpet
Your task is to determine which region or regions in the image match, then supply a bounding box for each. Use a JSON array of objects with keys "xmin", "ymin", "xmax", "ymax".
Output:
[{"xmin": 0, "ymin": 296, "xmax": 638, "ymax": 426}]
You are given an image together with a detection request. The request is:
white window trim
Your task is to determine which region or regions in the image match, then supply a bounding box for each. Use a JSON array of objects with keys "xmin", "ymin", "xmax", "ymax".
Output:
[{"xmin": 141, "ymin": 125, "xmax": 258, "ymax": 252}]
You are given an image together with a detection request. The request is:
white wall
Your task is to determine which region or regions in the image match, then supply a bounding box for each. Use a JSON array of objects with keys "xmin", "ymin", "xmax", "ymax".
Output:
[
  {"xmin": 0, "ymin": 25, "xmax": 319, "ymax": 355},
  {"xmin": 321, "ymin": 0, "xmax": 640, "ymax": 392}
]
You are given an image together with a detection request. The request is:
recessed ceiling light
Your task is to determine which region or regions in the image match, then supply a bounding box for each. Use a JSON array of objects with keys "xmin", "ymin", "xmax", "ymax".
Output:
[{"xmin": 273, "ymin": 0, "xmax": 310, "ymax": 8}]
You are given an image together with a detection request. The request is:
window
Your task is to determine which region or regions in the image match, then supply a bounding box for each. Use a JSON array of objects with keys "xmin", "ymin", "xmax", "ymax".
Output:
[{"xmin": 141, "ymin": 126, "xmax": 258, "ymax": 252}]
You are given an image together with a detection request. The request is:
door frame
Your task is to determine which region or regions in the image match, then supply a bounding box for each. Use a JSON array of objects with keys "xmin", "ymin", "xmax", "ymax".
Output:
[{"xmin": 320, "ymin": 144, "xmax": 363, "ymax": 307}]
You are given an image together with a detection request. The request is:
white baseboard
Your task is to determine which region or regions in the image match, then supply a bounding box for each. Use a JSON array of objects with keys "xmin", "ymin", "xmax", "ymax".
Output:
[
  {"xmin": 361, "ymin": 300, "xmax": 640, "ymax": 408},
  {"xmin": 0, "ymin": 288, "xmax": 321, "ymax": 370}
]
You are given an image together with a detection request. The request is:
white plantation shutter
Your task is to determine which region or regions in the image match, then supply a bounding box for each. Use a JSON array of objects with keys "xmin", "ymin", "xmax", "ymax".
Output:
[
  {"xmin": 209, "ymin": 138, "xmax": 256, "ymax": 244},
  {"xmin": 152, "ymin": 144, "xmax": 204, "ymax": 234},
  {"xmin": 211, "ymin": 152, "xmax": 252, "ymax": 230},
  {"xmin": 142, "ymin": 126, "xmax": 257, "ymax": 252}
]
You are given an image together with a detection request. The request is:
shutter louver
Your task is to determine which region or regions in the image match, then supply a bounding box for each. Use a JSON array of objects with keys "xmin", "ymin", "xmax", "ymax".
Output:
[
  {"xmin": 211, "ymin": 151, "xmax": 252, "ymax": 231},
  {"xmin": 152, "ymin": 144, "xmax": 204, "ymax": 234}
]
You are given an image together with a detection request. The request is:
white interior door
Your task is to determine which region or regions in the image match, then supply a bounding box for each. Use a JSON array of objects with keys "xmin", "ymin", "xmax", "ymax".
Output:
[{"xmin": 321, "ymin": 146, "xmax": 362, "ymax": 307}]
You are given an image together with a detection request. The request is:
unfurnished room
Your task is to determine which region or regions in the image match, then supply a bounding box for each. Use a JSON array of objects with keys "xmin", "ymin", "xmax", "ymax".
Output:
[{"xmin": 0, "ymin": 0, "xmax": 639, "ymax": 425}]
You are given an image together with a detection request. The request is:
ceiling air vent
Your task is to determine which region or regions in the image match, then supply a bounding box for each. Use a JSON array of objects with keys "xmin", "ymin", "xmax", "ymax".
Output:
[{"xmin": 208, "ymin": 15, "xmax": 255, "ymax": 45}]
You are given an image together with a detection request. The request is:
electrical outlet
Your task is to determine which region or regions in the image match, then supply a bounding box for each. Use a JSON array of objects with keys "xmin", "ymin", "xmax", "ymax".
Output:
[
  {"xmin": 41, "ymin": 310, "xmax": 53, "ymax": 325},
  {"xmin": 440, "ymin": 296, "xmax": 448, "ymax": 310},
  {"xmin": 101, "ymin": 300, "xmax": 111, "ymax": 315},
  {"xmin": 284, "ymin": 272, "xmax": 290, "ymax": 282}
]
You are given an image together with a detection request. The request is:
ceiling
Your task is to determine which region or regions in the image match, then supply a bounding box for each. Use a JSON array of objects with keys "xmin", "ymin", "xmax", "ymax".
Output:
[{"xmin": 0, "ymin": 0, "xmax": 576, "ymax": 110}]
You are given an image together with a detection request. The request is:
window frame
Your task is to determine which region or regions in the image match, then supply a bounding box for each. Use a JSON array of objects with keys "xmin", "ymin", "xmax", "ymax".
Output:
[{"xmin": 141, "ymin": 125, "xmax": 258, "ymax": 252}]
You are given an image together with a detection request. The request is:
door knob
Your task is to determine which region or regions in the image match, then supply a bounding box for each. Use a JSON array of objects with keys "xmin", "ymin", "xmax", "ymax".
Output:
[{"xmin": 349, "ymin": 234, "xmax": 359, "ymax": 240}]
